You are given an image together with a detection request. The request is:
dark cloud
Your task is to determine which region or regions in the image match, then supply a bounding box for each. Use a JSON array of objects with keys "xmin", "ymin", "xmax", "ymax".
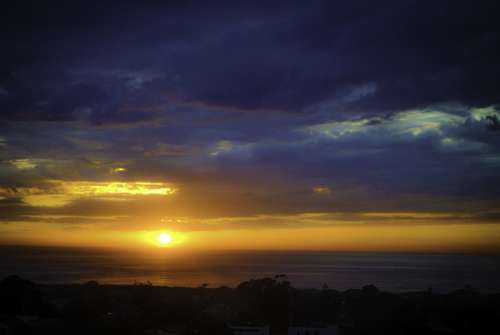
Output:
[
  {"xmin": 2, "ymin": 0, "xmax": 500, "ymax": 120},
  {"xmin": 164, "ymin": 0, "xmax": 500, "ymax": 111},
  {"xmin": 486, "ymin": 115, "xmax": 500, "ymax": 131},
  {"xmin": 0, "ymin": 0, "xmax": 500, "ymax": 225}
]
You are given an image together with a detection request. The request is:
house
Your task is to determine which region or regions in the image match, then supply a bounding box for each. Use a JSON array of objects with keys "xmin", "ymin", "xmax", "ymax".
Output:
[
  {"xmin": 146, "ymin": 324, "xmax": 185, "ymax": 335},
  {"xmin": 228, "ymin": 324, "xmax": 270, "ymax": 335},
  {"xmin": 147, "ymin": 329, "xmax": 183, "ymax": 335},
  {"xmin": 0, "ymin": 322, "xmax": 10, "ymax": 335},
  {"xmin": 288, "ymin": 324, "xmax": 339, "ymax": 335}
]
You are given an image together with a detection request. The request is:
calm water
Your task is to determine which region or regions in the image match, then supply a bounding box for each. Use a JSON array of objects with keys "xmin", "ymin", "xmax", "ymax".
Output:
[{"xmin": 1, "ymin": 246, "xmax": 500, "ymax": 292}]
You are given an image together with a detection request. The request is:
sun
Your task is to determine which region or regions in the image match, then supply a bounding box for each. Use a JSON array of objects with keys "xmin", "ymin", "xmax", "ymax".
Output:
[
  {"xmin": 142, "ymin": 231, "xmax": 185, "ymax": 248},
  {"xmin": 157, "ymin": 233, "xmax": 173, "ymax": 245}
]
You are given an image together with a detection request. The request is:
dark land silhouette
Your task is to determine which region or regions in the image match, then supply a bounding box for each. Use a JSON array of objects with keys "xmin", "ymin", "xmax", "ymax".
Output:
[{"xmin": 1, "ymin": 275, "xmax": 500, "ymax": 335}]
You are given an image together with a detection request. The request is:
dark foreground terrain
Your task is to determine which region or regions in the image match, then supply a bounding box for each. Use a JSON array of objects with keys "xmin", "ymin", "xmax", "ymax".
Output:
[{"xmin": 1, "ymin": 274, "xmax": 499, "ymax": 335}]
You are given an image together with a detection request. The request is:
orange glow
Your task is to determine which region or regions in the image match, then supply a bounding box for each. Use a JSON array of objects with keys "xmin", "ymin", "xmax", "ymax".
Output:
[
  {"xmin": 1, "ymin": 217, "xmax": 500, "ymax": 253},
  {"xmin": 313, "ymin": 186, "xmax": 331, "ymax": 194},
  {"xmin": 139, "ymin": 231, "xmax": 186, "ymax": 248}
]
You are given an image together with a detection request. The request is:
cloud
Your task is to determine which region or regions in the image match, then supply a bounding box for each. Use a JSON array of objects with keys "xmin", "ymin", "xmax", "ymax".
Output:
[
  {"xmin": 110, "ymin": 167, "xmax": 127, "ymax": 173},
  {"xmin": 8, "ymin": 159, "xmax": 38, "ymax": 170},
  {"xmin": 1, "ymin": 0, "xmax": 499, "ymax": 123},
  {"xmin": 0, "ymin": 180, "xmax": 177, "ymax": 208},
  {"xmin": 3, "ymin": 209, "xmax": 500, "ymax": 233},
  {"xmin": 303, "ymin": 106, "xmax": 500, "ymax": 150},
  {"xmin": 312, "ymin": 186, "xmax": 331, "ymax": 195},
  {"xmin": 1, "ymin": 0, "xmax": 500, "ymax": 247}
]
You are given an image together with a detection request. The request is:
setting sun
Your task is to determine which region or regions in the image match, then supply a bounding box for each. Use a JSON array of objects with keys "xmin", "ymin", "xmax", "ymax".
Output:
[
  {"xmin": 157, "ymin": 233, "xmax": 173, "ymax": 245},
  {"xmin": 139, "ymin": 231, "xmax": 186, "ymax": 248}
]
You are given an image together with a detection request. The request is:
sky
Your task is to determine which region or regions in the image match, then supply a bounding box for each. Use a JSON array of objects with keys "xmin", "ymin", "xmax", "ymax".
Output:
[{"xmin": 1, "ymin": 0, "xmax": 500, "ymax": 252}]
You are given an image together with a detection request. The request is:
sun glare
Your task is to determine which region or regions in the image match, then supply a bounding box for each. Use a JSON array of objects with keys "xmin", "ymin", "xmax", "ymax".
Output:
[
  {"xmin": 157, "ymin": 233, "xmax": 173, "ymax": 245},
  {"xmin": 141, "ymin": 231, "xmax": 185, "ymax": 248}
]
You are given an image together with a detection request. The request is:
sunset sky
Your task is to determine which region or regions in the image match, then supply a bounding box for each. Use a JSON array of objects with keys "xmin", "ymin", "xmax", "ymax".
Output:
[{"xmin": 1, "ymin": 0, "xmax": 500, "ymax": 252}]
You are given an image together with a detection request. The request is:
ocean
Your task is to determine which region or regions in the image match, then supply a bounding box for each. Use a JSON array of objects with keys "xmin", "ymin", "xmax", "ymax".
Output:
[{"xmin": 1, "ymin": 246, "xmax": 499, "ymax": 292}]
